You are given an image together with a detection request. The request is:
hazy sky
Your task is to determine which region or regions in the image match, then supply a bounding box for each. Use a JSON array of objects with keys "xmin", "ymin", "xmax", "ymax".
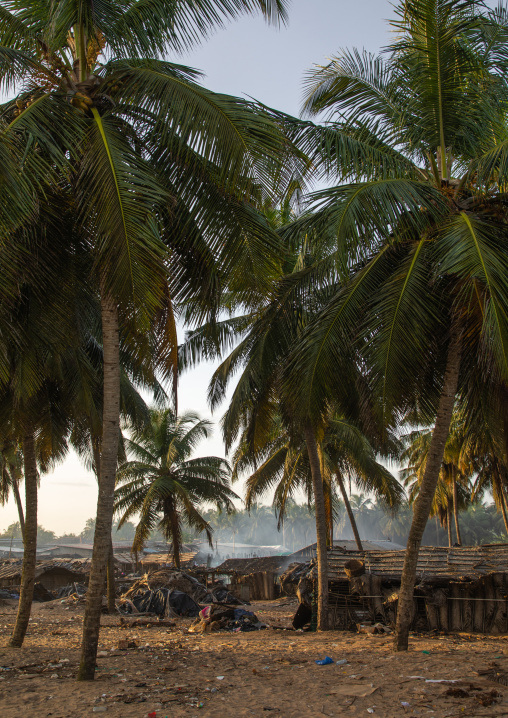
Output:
[{"xmin": 1, "ymin": 0, "xmax": 397, "ymax": 535}]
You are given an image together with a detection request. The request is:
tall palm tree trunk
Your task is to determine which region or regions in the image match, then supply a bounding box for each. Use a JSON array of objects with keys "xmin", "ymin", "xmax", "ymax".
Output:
[
  {"xmin": 107, "ymin": 537, "xmax": 116, "ymax": 613},
  {"xmin": 336, "ymin": 471, "xmax": 363, "ymax": 551},
  {"xmin": 304, "ymin": 423, "xmax": 328, "ymax": 631},
  {"xmin": 9, "ymin": 430, "xmax": 37, "ymax": 647},
  {"xmin": 323, "ymin": 479, "xmax": 333, "ymax": 548},
  {"xmin": 11, "ymin": 474, "xmax": 25, "ymax": 544},
  {"xmin": 92, "ymin": 442, "xmax": 115, "ymax": 613},
  {"xmin": 446, "ymin": 501, "xmax": 453, "ymax": 547},
  {"xmin": 77, "ymin": 291, "xmax": 120, "ymax": 680},
  {"xmin": 452, "ymin": 474, "xmax": 462, "ymax": 546},
  {"xmin": 394, "ymin": 325, "xmax": 461, "ymax": 651}
]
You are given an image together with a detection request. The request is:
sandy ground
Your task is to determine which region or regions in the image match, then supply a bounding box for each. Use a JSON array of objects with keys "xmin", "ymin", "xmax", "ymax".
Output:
[{"xmin": 0, "ymin": 596, "xmax": 508, "ymax": 718}]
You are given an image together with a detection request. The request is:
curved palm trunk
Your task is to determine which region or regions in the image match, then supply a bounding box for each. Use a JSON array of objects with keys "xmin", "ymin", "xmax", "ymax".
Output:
[
  {"xmin": 11, "ymin": 473, "xmax": 25, "ymax": 544},
  {"xmin": 336, "ymin": 471, "xmax": 363, "ymax": 551},
  {"xmin": 9, "ymin": 431, "xmax": 37, "ymax": 647},
  {"xmin": 107, "ymin": 537, "xmax": 116, "ymax": 613},
  {"xmin": 77, "ymin": 291, "xmax": 120, "ymax": 680},
  {"xmin": 501, "ymin": 487, "xmax": 508, "ymax": 537},
  {"xmin": 452, "ymin": 473, "xmax": 462, "ymax": 546},
  {"xmin": 492, "ymin": 461, "xmax": 508, "ymax": 536},
  {"xmin": 168, "ymin": 498, "xmax": 181, "ymax": 569},
  {"xmin": 394, "ymin": 325, "xmax": 461, "ymax": 651},
  {"xmin": 304, "ymin": 423, "xmax": 328, "ymax": 631},
  {"xmin": 446, "ymin": 501, "xmax": 453, "ymax": 547}
]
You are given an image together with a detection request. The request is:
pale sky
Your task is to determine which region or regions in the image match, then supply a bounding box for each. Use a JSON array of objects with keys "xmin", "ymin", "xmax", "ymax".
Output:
[{"xmin": 1, "ymin": 0, "xmax": 396, "ymax": 535}]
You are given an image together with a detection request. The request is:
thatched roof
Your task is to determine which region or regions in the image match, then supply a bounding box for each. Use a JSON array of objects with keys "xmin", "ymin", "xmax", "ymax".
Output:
[
  {"xmin": 140, "ymin": 551, "xmax": 200, "ymax": 568},
  {"xmin": 327, "ymin": 544, "xmax": 508, "ymax": 582},
  {"xmin": 0, "ymin": 559, "xmax": 87, "ymax": 584},
  {"xmin": 214, "ymin": 555, "xmax": 291, "ymax": 575}
]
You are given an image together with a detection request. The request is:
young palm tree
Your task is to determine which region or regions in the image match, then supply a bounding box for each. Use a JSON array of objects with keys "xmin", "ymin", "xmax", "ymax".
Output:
[
  {"xmin": 273, "ymin": 0, "xmax": 508, "ymax": 649},
  {"xmin": 1, "ymin": 0, "xmax": 294, "ymax": 677},
  {"xmin": 114, "ymin": 408, "xmax": 237, "ymax": 567}
]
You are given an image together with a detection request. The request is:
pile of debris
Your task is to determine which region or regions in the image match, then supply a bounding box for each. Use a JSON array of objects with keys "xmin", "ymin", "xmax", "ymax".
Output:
[
  {"xmin": 57, "ymin": 582, "xmax": 87, "ymax": 599},
  {"xmin": 188, "ymin": 604, "xmax": 266, "ymax": 633},
  {"xmin": 118, "ymin": 569, "xmax": 243, "ymax": 618},
  {"xmin": 279, "ymin": 563, "xmax": 310, "ymax": 597}
]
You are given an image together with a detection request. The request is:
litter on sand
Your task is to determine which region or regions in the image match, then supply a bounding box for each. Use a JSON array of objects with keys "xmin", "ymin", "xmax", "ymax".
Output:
[{"xmin": 333, "ymin": 685, "xmax": 378, "ymax": 698}]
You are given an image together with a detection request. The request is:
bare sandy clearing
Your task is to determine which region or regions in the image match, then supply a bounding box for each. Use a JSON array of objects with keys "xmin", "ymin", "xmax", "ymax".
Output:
[{"xmin": 0, "ymin": 598, "xmax": 507, "ymax": 717}]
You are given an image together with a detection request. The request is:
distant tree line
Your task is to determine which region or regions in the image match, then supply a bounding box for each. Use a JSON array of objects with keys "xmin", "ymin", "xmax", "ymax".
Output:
[{"xmin": 2, "ymin": 496, "xmax": 507, "ymax": 552}]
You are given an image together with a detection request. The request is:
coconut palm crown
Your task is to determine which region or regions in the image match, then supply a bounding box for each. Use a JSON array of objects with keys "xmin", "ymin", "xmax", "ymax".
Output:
[{"xmin": 114, "ymin": 407, "xmax": 237, "ymax": 568}]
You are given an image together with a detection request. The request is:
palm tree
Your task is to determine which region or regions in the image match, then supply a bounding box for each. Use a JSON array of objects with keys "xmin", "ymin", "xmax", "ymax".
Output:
[
  {"xmin": 456, "ymin": 394, "xmax": 508, "ymax": 537},
  {"xmin": 243, "ymin": 504, "xmax": 275, "ymax": 547},
  {"xmin": 0, "ymin": 439, "xmax": 25, "ymax": 542},
  {"xmin": 114, "ymin": 407, "xmax": 237, "ymax": 567},
  {"xmin": 182, "ymin": 269, "xmax": 334, "ymax": 628},
  {"xmin": 0, "ymin": 203, "xmax": 102, "ymax": 648},
  {"xmin": 460, "ymin": 502, "xmax": 505, "ymax": 545},
  {"xmin": 284, "ymin": 501, "xmax": 316, "ymax": 551},
  {"xmin": 274, "ymin": 0, "xmax": 508, "ymax": 649},
  {"xmin": 233, "ymin": 410, "xmax": 403, "ymax": 551},
  {"xmin": 400, "ymin": 420, "xmax": 473, "ymax": 547},
  {"xmin": 1, "ymin": 0, "xmax": 295, "ymax": 678}
]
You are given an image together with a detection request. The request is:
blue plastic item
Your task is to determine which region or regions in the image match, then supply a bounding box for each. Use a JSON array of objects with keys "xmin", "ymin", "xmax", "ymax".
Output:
[{"xmin": 315, "ymin": 656, "xmax": 334, "ymax": 665}]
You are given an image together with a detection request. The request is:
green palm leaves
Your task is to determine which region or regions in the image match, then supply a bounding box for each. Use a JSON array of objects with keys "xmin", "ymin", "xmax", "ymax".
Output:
[
  {"xmin": 274, "ymin": 0, "xmax": 508, "ymax": 429},
  {"xmin": 0, "ymin": 2, "xmax": 295, "ymax": 314},
  {"xmin": 0, "ymin": 0, "xmax": 293, "ymax": 675},
  {"xmin": 115, "ymin": 407, "xmax": 237, "ymax": 559}
]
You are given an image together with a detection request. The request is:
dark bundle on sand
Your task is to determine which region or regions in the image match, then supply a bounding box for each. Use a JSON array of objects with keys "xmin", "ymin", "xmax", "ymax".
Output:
[
  {"xmin": 188, "ymin": 604, "xmax": 266, "ymax": 633},
  {"xmin": 118, "ymin": 569, "xmax": 243, "ymax": 617}
]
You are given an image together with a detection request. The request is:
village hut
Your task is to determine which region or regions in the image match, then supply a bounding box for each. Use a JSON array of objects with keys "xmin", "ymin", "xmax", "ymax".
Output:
[
  {"xmin": 281, "ymin": 544, "xmax": 508, "ymax": 634},
  {"xmin": 211, "ymin": 555, "xmax": 292, "ymax": 600},
  {"xmin": 0, "ymin": 560, "xmax": 86, "ymax": 592}
]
